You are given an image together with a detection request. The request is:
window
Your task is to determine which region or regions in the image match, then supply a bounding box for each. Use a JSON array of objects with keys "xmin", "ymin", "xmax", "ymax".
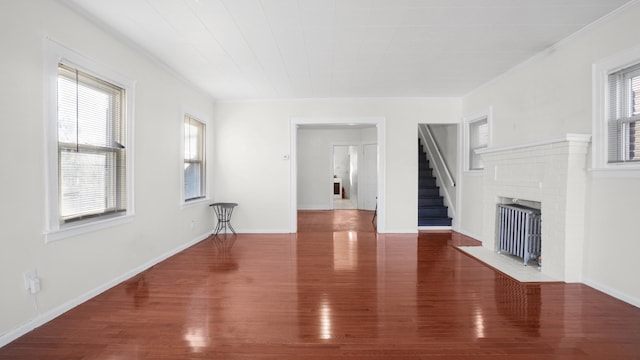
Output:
[
  {"xmin": 184, "ymin": 115, "xmax": 206, "ymax": 201},
  {"xmin": 607, "ymin": 62, "xmax": 640, "ymax": 164},
  {"xmin": 468, "ymin": 117, "xmax": 489, "ymax": 170},
  {"xmin": 464, "ymin": 111, "xmax": 490, "ymax": 172},
  {"xmin": 593, "ymin": 44, "xmax": 640, "ymax": 175},
  {"xmin": 45, "ymin": 40, "xmax": 134, "ymax": 242},
  {"xmin": 57, "ymin": 63, "xmax": 127, "ymax": 223}
]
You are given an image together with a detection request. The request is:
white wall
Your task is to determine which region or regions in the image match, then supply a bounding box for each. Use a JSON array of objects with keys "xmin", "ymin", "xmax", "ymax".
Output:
[
  {"xmin": 214, "ymin": 98, "xmax": 460, "ymax": 233},
  {"xmin": 0, "ymin": 0, "xmax": 215, "ymax": 342},
  {"xmin": 460, "ymin": 3, "xmax": 640, "ymax": 305}
]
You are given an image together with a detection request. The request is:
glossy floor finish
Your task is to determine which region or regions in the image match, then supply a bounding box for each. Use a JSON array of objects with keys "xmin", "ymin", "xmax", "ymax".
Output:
[{"xmin": 2, "ymin": 210, "xmax": 640, "ymax": 359}]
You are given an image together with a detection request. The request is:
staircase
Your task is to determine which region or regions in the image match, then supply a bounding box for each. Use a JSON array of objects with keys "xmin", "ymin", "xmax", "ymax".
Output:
[{"xmin": 418, "ymin": 139, "xmax": 452, "ymax": 227}]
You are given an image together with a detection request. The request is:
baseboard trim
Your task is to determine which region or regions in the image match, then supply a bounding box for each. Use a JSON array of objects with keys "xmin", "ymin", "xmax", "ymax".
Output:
[
  {"xmin": 297, "ymin": 205, "xmax": 331, "ymax": 211},
  {"xmin": 0, "ymin": 231, "xmax": 211, "ymax": 348},
  {"xmin": 382, "ymin": 229, "xmax": 418, "ymax": 234},
  {"xmin": 233, "ymin": 229, "xmax": 292, "ymax": 234},
  {"xmin": 453, "ymin": 228, "xmax": 482, "ymax": 242},
  {"xmin": 418, "ymin": 226, "xmax": 452, "ymax": 231},
  {"xmin": 583, "ymin": 278, "xmax": 640, "ymax": 309}
]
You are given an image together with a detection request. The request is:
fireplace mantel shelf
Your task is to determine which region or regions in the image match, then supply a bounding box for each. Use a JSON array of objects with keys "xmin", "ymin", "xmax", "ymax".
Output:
[{"xmin": 476, "ymin": 133, "xmax": 591, "ymax": 156}]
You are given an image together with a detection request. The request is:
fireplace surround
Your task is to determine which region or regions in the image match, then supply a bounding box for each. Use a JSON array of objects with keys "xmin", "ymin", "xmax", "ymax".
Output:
[{"xmin": 477, "ymin": 134, "xmax": 591, "ymax": 282}]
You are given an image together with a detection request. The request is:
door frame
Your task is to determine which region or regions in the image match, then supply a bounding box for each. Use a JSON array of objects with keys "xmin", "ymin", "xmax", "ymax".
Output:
[
  {"xmin": 290, "ymin": 117, "xmax": 386, "ymax": 233},
  {"xmin": 360, "ymin": 142, "xmax": 378, "ymax": 211}
]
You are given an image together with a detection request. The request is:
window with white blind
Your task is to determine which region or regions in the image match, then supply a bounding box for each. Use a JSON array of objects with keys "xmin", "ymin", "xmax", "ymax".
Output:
[
  {"xmin": 57, "ymin": 63, "xmax": 127, "ymax": 223},
  {"xmin": 464, "ymin": 113, "xmax": 490, "ymax": 172},
  {"xmin": 593, "ymin": 45, "xmax": 640, "ymax": 176},
  {"xmin": 607, "ymin": 63, "xmax": 640, "ymax": 164},
  {"xmin": 183, "ymin": 115, "xmax": 206, "ymax": 202},
  {"xmin": 45, "ymin": 40, "xmax": 134, "ymax": 242}
]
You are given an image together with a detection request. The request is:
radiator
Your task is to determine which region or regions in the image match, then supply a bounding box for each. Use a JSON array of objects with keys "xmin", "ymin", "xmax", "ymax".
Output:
[{"xmin": 497, "ymin": 204, "xmax": 542, "ymax": 266}]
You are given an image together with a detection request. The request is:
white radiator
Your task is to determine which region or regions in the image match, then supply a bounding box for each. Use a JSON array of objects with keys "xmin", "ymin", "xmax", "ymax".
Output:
[{"xmin": 497, "ymin": 204, "xmax": 542, "ymax": 266}]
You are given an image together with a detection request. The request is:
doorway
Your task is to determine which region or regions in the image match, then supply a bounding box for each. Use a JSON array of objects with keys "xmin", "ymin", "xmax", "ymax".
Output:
[
  {"xmin": 290, "ymin": 117, "xmax": 386, "ymax": 233},
  {"xmin": 333, "ymin": 145, "xmax": 358, "ymax": 210}
]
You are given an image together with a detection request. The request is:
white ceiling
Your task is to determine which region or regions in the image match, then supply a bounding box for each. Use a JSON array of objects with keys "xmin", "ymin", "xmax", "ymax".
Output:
[{"xmin": 63, "ymin": 0, "xmax": 631, "ymax": 100}]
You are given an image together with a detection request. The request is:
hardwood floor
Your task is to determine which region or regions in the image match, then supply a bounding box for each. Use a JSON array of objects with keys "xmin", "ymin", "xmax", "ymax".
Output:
[{"xmin": 2, "ymin": 210, "xmax": 639, "ymax": 359}]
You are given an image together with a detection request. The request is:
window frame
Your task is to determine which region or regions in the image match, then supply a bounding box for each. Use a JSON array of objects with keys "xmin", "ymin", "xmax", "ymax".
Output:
[
  {"xmin": 180, "ymin": 111, "xmax": 209, "ymax": 206},
  {"xmin": 593, "ymin": 44, "xmax": 640, "ymax": 177},
  {"xmin": 463, "ymin": 109, "xmax": 492, "ymax": 174},
  {"xmin": 44, "ymin": 39, "xmax": 135, "ymax": 242}
]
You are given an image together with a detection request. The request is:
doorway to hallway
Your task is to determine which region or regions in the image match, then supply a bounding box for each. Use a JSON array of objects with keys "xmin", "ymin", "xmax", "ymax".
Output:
[
  {"xmin": 290, "ymin": 117, "xmax": 386, "ymax": 233},
  {"xmin": 332, "ymin": 145, "xmax": 357, "ymax": 210}
]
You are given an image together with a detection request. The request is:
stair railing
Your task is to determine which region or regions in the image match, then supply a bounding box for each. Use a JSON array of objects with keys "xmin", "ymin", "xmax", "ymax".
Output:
[
  {"xmin": 418, "ymin": 124, "xmax": 456, "ymax": 219},
  {"xmin": 419, "ymin": 124, "xmax": 455, "ymax": 187}
]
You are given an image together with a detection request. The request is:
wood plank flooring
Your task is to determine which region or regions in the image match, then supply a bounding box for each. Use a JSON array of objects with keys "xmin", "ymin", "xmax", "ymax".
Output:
[{"xmin": 1, "ymin": 209, "xmax": 639, "ymax": 359}]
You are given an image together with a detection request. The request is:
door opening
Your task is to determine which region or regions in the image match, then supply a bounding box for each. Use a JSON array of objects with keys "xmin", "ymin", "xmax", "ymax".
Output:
[
  {"xmin": 333, "ymin": 145, "xmax": 358, "ymax": 210},
  {"xmin": 290, "ymin": 117, "xmax": 386, "ymax": 233}
]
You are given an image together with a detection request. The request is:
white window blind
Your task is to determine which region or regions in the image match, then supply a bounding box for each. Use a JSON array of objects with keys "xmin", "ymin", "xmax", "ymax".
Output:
[
  {"xmin": 184, "ymin": 116, "xmax": 205, "ymax": 201},
  {"xmin": 469, "ymin": 117, "xmax": 488, "ymax": 170},
  {"xmin": 57, "ymin": 63, "xmax": 127, "ymax": 223},
  {"xmin": 608, "ymin": 62, "xmax": 640, "ymax": 163}
]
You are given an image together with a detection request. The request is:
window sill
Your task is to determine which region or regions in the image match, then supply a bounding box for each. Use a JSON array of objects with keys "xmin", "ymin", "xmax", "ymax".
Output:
[
  {"xmin": 44, "ymin": 213, "xmax": 135, "ymax": 243},
  {"xmin": 181, "ymin": 197, "xmax": 211, "ymax": 209},
  {"xmin": 590, "ymin": 166, "xmax": 640, "ymax": 178}
]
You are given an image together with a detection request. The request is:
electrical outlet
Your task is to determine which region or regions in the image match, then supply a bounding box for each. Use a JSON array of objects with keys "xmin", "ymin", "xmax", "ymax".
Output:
[
  {"xmin": 23, "ymin": 269, "xmax": 37, "ymax": 292},
  {"xmin": 191, "ymin": 220, "xmax": 196, "ymax": 230},
  {"xmin": 29, "ymin": 277, "xmax": 41, "ymax": 294}
]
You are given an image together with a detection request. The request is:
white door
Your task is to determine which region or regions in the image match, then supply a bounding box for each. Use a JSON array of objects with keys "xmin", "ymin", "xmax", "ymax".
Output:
[{"xmin": 359, "ymin": 144, "xmax": 377, "ymax": 210}]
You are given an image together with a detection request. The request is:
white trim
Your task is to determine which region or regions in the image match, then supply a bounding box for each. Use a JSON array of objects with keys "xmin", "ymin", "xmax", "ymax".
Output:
[
  {"xmin": 181, "ymin": 197, "xmax": 211, "ymax": 209},
  {"xmin": 476, "ymin": 133, "xmax": 592, "ymax": 155},
  {"xmin": 44, "ymin": 214, "xmax": 134, "ymax": 243},
  {"xmin": 360, "ymin": 142, "xmax": 378, "ymax": 212},
  {"xmin": 418, "ymin": 226, "xmax": 452, "ymax": 231},
  {"xmin": 290, "ymin": 117, "xmax": 386, "ymax": 233},
  {"xmin": 233, "ymin": 229, "xmax": 291, "ymax": 234},
  {"xmin": 0, "ymin": 231, "xmax": 211, "ymax": 348},
  {"xmin": 583, "ymin": 278, "xmax": 640, "ymax": 309},
  {"xmin": 297, "ymin": 205, "xmax": 332, "ymax": 211},
  {"xmin": 43, "ymin": 38, "xmax": 136, "ymax": 242},
  {"xmin": 592, "ymin": 43, "xmax": 640, "ymax": 174},
  {"xmin": 330, "ymin": 143, "xmax": 336, "ymax": 208},
  {"xmin": 455, "ymin": 124, "xmax": 463, "ymax": 231},
  {"xmin": 590, "ymin": 167, "xmax": 640, "ymax": 178},
  {"xmin": 384, "ymin": 229, "xmax": 418, "ymax": 234}
]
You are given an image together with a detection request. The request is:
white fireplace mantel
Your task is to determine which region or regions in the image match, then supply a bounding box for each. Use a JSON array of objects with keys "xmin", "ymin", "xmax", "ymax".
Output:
[
  {"xmin": 476, "ymin": 134, "xmax": 592, "ymax": 156},
  {"xmin": 478, "ymin": 134, "xmax": 591, "ymax": 282}
]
